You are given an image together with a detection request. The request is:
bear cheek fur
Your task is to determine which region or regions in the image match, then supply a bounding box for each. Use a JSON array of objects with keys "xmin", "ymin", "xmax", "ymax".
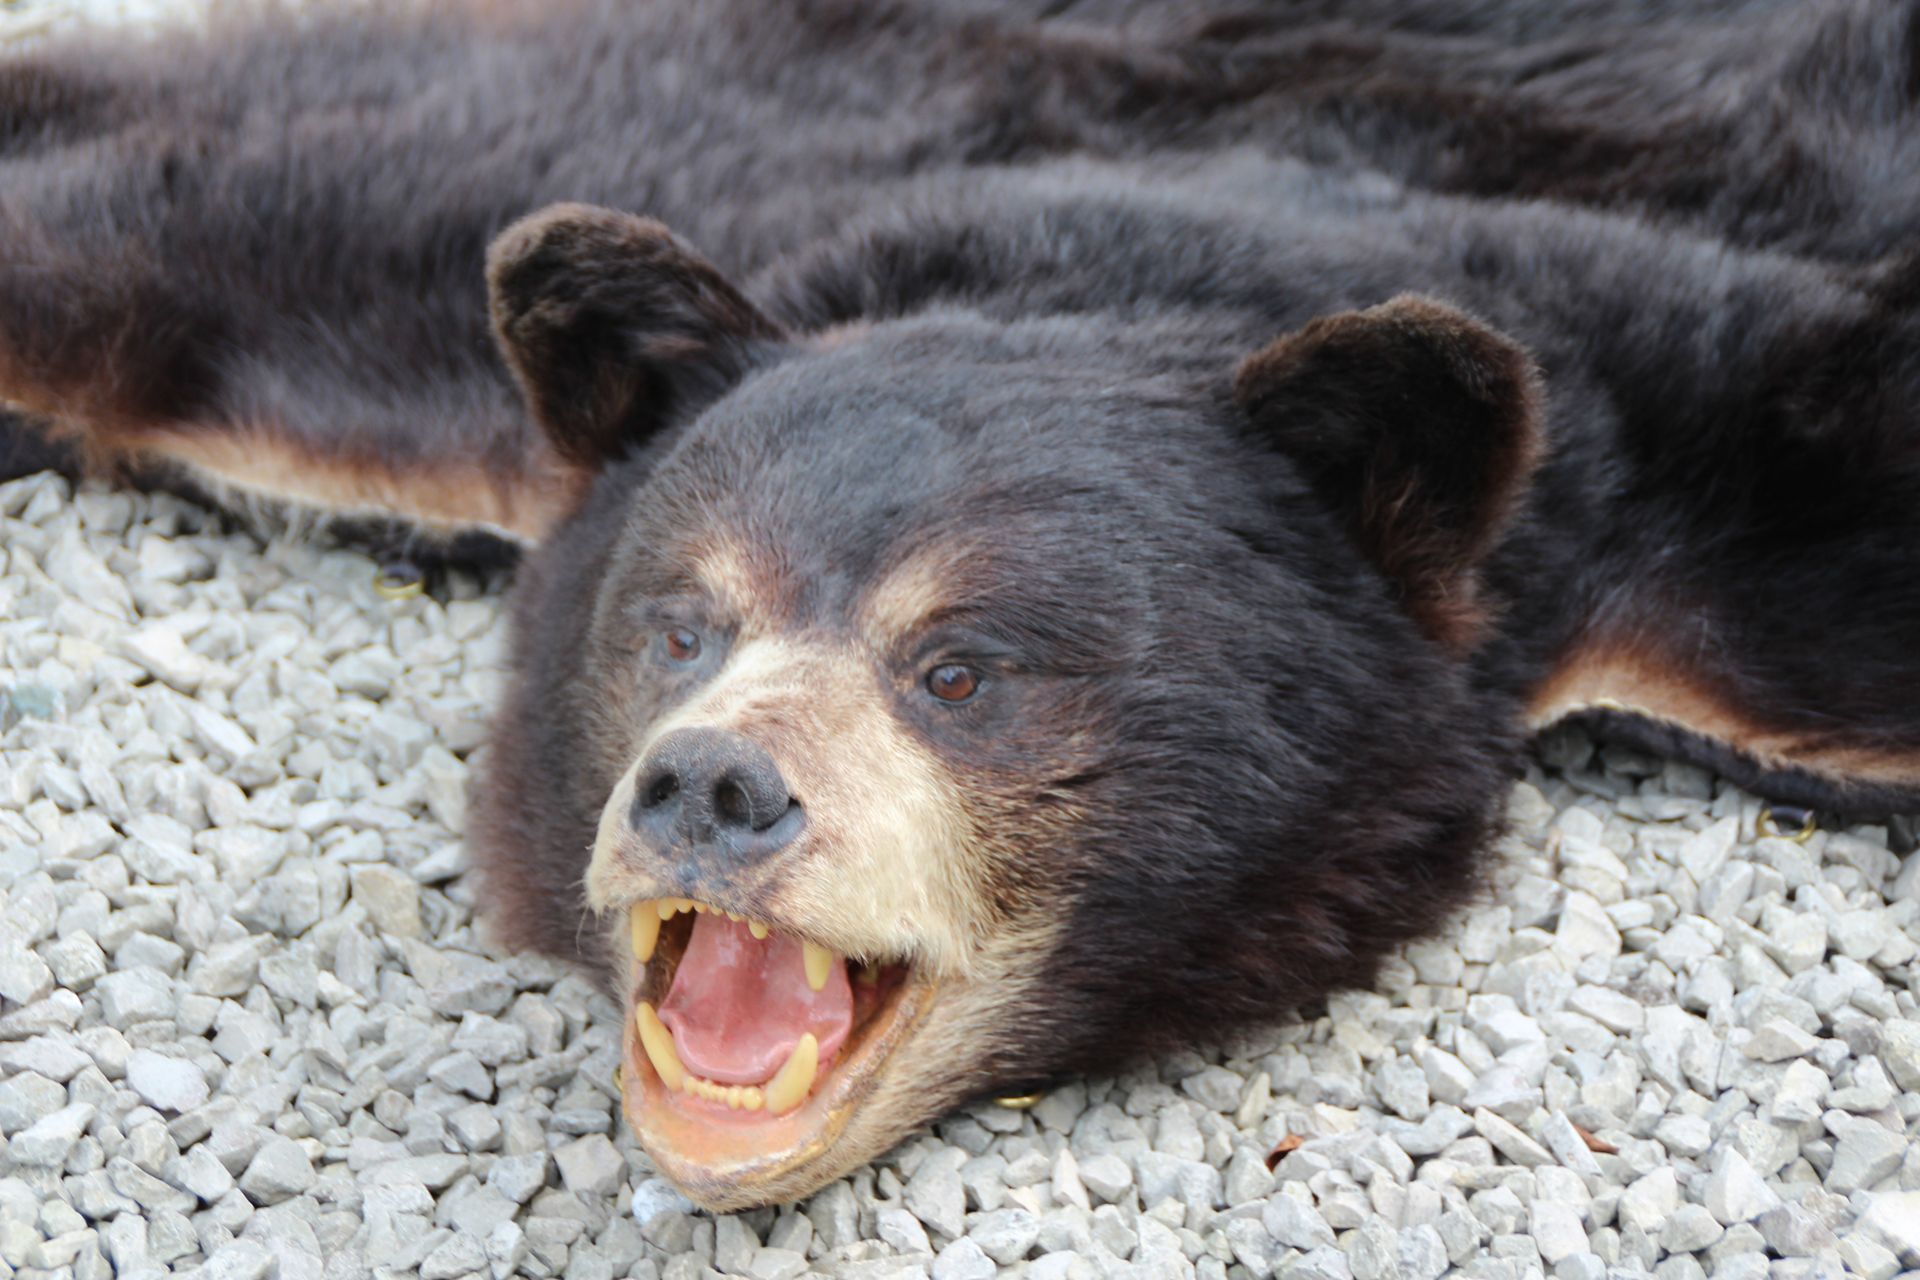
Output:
[{"xmin": 1002, "ymin": 564, "xmax": 1521, "ymax": 1083}]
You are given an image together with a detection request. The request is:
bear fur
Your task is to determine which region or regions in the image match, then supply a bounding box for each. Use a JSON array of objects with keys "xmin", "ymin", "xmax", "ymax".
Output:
[{"xmin": 4, "ymin": 0, "xmax": 1918, "ymax": 1205}]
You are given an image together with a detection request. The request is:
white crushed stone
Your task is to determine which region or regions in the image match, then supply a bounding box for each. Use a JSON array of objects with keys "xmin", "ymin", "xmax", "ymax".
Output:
[{"xmin": 3, "ymin": 466, "xmax": 1920, "ymax": 1280}]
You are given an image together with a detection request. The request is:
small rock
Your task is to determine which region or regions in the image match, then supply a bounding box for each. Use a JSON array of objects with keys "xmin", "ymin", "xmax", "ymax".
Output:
[
  {"xmin": 933, "ymin": 1237, "xmax": 996, "ymax": 1280},
  {"xmin": 350, "ymin": 864, "xmax": 423, "ymax": 939},
  {"xmin": 239, "ymin": 1134, "xmax": 317, "ymax": 1205},
  {"xmin": 552, "ymin": 1135, "xmax": 623, "ymax": 1198},
  {"xmin": 420, "ymin": 1232, "xmax": 488, "ymax": 1280},
  {"xmin": 1660, "ymin": 1204, "xmax": 1724, "ymax": 1254},
  {"xmin": 0, "ymin": 944, "xmax": 54, "ymax": 1005},
  {"xmin": 6, "ymin": 1101, "xmax": 95, "ymax": 1166},
  {"xmin": 968, "ymin": 1208, "xmax": 1038, "ymax": 1265},
  {"xmin": 907, "ymin": 1155, "xmax": 968, "ymax": 1239},
  {"xmin": 489, "ymin": 1153, "xmax": 551, "ymax": 1205},
  {"xmin": 1705, "ymin": 1149, "xmax": 1782, "ymax": 1225},
  {"xmin": 1472, "ymin": 1108, "xmax": 1553, "ymax": 1167},
  {"xmin": 1078, "ymin": 1154, "xmax": 1132, "ymax": 1203},
  {"xmin": 1617, "ymin": 1167, "xmax": 1679, "ymax": 1234},
  {"xmin": 748, "ymin": 1246, "xmax": 809, "ymax": 1280},
  {"xmin": 1879, "ymin": 1019, "xmax": 1920, "ymax": 1092},
  {"xmin": 124, "ymin": 1049, "xmax": 210, "ymax": 1113},
  {"xmin": 94, "ymin": 968, "xmax": 174, "ymax": 1027},
  {"xmin": 878, "ymin": 1207, "xmax": 932, "ymax": 1256},
  {"xmin": 1757, "ymin": 1204, "xmax": 1840, "ymax": 1258},
  {"xmin": 201, "ymin": 1238, "xmax": 276, "ymax": 1280},
  {"xmin": 1744, "ymin": 1018, "xmax": 1818, "ymax": 1062},
  {"xmin": 1771, "ymin": 1059, "xmax": 1828, "ymax": 1124},
  {"xmin": 1857, "ymin": 1190, "xmax": 1920, "ymax": 1262},
  {"xmin": 0, "ymin": 1036, "xmax": 91, "ymax": 1081},
  {"xmin": 1827, "ymin": 1124, "xmax": 1907, "ymax": 1194},
  {"xmin": 1265, "ymin": 1194, "xmax": 1337, "ymax": 1251}
]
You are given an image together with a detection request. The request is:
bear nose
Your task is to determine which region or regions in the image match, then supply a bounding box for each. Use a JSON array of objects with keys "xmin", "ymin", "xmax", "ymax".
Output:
[{"xmin": 629, "ymin": 727, "xmax": 804, "ymax": 865}]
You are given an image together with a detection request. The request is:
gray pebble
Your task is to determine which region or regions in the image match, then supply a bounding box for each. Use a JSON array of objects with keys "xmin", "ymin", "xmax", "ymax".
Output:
[
  {"xmin": 552, "ymin": 1134, "xmax": 623, "ymax": 1198},
  {"xmin": 6, "ymin": 1101, "xmax": 95, "ymax": 1166},
  {"xmin": 932, "ymin": 1237, "xmax": 996, "ymax": 1280},
  {"xmin": 906, "ymin": 1154, "xmax": 968, "ymax": 1239},
  {"xmin": 238, "ymin": 1134, "xmax": 317, "ymax": 1204},
  {"xmin": 123, "ymin": 1049, "xmax": 209, "ymax": 1113}
]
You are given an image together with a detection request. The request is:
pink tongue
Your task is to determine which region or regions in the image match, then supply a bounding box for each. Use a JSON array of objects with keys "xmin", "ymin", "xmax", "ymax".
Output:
[{"xmin": 658, "ymin": 914, "xmax": 853, "ymax": 1084}]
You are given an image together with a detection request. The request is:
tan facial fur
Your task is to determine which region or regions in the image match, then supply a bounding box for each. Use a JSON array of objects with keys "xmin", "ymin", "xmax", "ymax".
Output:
[
  {"xmin": 857, "ymin": 544, "xmax": 964, "ymax": 653},
  {"xmin": 587, "ymin": 633, "xmax": 990, "ymax": 977}
]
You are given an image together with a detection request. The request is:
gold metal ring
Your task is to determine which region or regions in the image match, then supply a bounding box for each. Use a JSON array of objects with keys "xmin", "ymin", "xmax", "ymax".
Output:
[
  {"xmin": 372, "ymin": 565, "xmax": 425, "ymax": 601},
  {"xmin": 995, "ymin": 1092, "xmax": 1044, "ymax": 1110},
  {"xmin": 1759, "ymin": 807, "xmax": 1818, "ymax": 844}
]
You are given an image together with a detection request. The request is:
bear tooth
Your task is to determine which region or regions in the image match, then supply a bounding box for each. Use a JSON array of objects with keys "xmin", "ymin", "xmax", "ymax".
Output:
[
  {"xmin": 634, "ymin": 1002, "xmax": 685, "ymax": 1092},
  {"xmin": 803, "ymin": 941, "xmax": 832, "ymax": 992},
  {"xmin": 656, "ymin": 900, "xmax": 678, "ymax": 921},
  {"xmin": 765, "ymin": 1032, "xmax": 818, "ymax": 1115},
  {"xmin": 630, "ymin": 902, "xmax": 661, "ymax": 965},
  {"xmin": 741, "ymin": 1086, "xmax": 764, "ymax": 1111},
  {"xmin": 748, "ymin": 920, "xmax": 770, "ymax": 940}
]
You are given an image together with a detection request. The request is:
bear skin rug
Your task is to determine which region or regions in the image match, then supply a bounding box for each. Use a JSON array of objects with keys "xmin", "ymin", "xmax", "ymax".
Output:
[{"xmin": 2, "ymin": 0, "xmax": 1918, "ymax": 1209}]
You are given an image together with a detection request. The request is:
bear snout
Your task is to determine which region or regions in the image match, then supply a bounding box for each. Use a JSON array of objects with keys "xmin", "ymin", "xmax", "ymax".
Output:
[{"xmin": 629, "ymin": 726, "xmax": 807, "ymax": 869}]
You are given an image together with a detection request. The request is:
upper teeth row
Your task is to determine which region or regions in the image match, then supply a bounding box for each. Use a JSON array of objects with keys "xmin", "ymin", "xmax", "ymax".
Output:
[{"xmin": 628, "ymin": 900, "xmax": 835, "ymax": 991}]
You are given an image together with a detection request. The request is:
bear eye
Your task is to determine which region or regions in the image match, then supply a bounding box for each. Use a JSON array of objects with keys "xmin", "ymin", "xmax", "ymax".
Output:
[
  {"xmin": 925, "ymin": 664, "xmax": 980, "ymax": 703},
  {"xmin": 663, "ymin": 628, "xmax": 702, "ymax": 664}
]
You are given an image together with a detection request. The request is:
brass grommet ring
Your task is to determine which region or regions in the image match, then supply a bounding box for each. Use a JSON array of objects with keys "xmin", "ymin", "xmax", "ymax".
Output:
[
  {"xmin": 1759, "ymin": 805, "xmax": 1818, "ymax": 844},
  {"xmin": 373, "ymin": 560, "xmax": 425, "ymax": 601}
]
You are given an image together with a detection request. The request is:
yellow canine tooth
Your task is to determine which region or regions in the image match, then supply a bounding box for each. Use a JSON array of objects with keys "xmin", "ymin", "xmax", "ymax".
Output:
[
  {"xmin": 764, "ymin": 1033, "xmax": 818, "ymax": 1115},
  {"xmin": 634, "ymin": 1002, "xmax": 685, "ymax": 1092},
  {"xmin": 803, "ymin": 941, "xmax": 833, "ymax": 992},
  {"xmin": 630, "ymin": 902, "xmax": 661, "ymax": 964},
  {"xmin": 748, "ymin": 920, "xmax": 769, "ymax": 940}
]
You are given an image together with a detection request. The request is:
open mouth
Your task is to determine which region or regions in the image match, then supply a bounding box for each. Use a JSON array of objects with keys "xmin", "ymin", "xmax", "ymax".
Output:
[{"xmin": 616, "ymin": 897, "xmax": 932, "ymax": 1205}]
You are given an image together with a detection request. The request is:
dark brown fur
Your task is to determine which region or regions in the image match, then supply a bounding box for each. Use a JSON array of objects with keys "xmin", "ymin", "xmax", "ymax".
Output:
[
  {"xmin": 1236, "ymin": 295, "xmax": 1545, "ymax": 652},
  {"xmin": 2, "ymin": 0, "xmax": 1917, "ymax": 1202}
]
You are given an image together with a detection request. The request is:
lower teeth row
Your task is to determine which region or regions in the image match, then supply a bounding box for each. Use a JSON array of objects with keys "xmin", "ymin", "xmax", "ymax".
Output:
[
  {"xmin": 634, "ymin": 1002, "xmax": 820, "ymax": 1115},
  {"xmin": 684, "ymin": 1077, "xmax": 765, "ymax": 1111}
]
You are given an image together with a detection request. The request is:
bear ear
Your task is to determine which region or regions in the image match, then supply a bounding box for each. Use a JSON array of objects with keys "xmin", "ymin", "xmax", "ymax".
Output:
[
  {"xmin": 1235, "ymin": 294, "xmax": 1545, "ymax": 652},
  {"xmin": 486, "ymin": 203, "xmax": 785, "ymax": 469}
]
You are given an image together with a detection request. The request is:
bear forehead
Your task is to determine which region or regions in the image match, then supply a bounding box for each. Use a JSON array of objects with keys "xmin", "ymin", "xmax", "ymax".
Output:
[
  {"xmin": 658, "ymin": 324, "xmax": 1224, "ymax": 493},
  {"xmin": 595, "ymin": 356, "xmax": 1242, "ymax": 633}
]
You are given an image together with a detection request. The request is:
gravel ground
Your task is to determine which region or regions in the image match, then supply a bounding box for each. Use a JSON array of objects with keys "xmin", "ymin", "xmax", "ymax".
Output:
[
  {"xmin": 0, "ymin": 0, "xmax": 204, "ymax": 44},
  {"xmin": 4, "ymin": 17, "xmax": 1920, "ymax": 1277},
  {"xmin": 5, "ymin": 460, "xmax": 1920, "ymax": 1280}
]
